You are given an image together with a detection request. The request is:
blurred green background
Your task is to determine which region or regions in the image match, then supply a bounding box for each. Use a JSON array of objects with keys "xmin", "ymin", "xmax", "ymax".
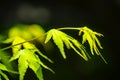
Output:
[{"xmin": 0, "ymin": 0, "xmax": 120, "ymax": 80}]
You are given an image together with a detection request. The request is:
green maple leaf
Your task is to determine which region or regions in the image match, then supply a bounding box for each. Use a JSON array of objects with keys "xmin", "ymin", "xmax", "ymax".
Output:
[
  {"xmin": 45, "ymin": 29, "xmax": 89, "ymax": 61},
  {"xmin": 79, "ymin": 27, "xmax": 107, "ymax": 63},
  {"xmin": 9, "ymin": 49, "xmax": 53, "ymax": 80}
]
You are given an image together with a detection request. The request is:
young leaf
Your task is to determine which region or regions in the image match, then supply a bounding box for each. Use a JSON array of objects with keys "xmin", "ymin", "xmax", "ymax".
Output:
[
  {"xmin": 35, "ymin": 54, "xmax": 54, "ymax": 73},
  {"xmin": 45, "ymin": 29, "xmax": 90, "ymax": 61},
  {"xmin": 45, "ymin": 29, "xmax": 66, "ymax": 59},
  {"xmin": 23, "ymin": 42, "xmax": 54, "ymax": 63},
  {"xmin": 79, "ymin": 27, "xmax": 107, "ymax": 63},
  {"xmin": 18, "ymin": 50, "xmax": 28, "ymax": 80},
  {"xmin": 56, "ymin": 29, "xmax": 89, "ymax": 61},
  {"xmin": 36, "ymin": 49, "xmax": 54, "ymax": 63},
  {"xmin": 9, "ymin": 50, "xmax": 23, "ymax": 62},
  {"xmin": 84, "ymin": 32, "xmax": 94, "ymax": 55},
  {"xmin": 28, "ymin": 61, "xmax": 43, "ymax": 80},
  {"xmin": 25, "ymin": 49, "xmax": 44, "ymax": 80},
  {"xmin": 58, "ymin": 31, "xmax": 71, "ymax": 49},
  {"xmin": 17, "ymin": 49, "xmax": 52, "ymax": 80},
  {"xmin": 79, "ymin": 27, "xmax": 103, "ymax": 55},
  {"xmin": 92, "ymin": 33, "xmax": 103, "ymax": 49},
  {"xmin": 71, "ymin": 39, "xmax": 90, "ymax": 60},
  {"xmin": 44, "ymin": 29, "xmax": 53, "ymax": 44},
  {"xmin": 52, "ymin": 30, "xmax": 66, "ymax": 59},
  {"xmin": 12, "ymin": 37, "xmax": 25, "ymax": 54}
]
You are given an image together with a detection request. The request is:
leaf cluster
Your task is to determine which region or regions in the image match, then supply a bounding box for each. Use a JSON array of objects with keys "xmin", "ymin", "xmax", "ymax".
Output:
[{"xmin": 0, "ymin": 24, "xmax": 107, "ymax": 80}]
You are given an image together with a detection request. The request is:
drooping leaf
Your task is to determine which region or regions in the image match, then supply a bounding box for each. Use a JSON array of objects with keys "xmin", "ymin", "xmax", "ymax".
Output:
[
  {"xmin": 22, "ymin": 49, "xmax": 44, "ymax": 80},
  {"xmin": 71, "ymin": 39, "xmax": 90, "ymax": 60},
  {"xmin": 82, "ymin": 33, "xmax": 87, "ymax": 44},
  {"xmin": 79, "ymin": 27, "xmax": 107, "ymax": 63},
  {"xmin": 2, "ymin": 37, "xmax": 14, "ymax": 43},
  {"xmin": 55, "ymin": 29, "xmax": 89, "ymax": 61},
  {"xmin": 45, "ymin": 29, "xmax": 53, "ymax": 44},
  {"xmin": 23, "ymin": 42, "xmax": 54, "ymax": 63},
  {"xmin": 52, "ymin": 30, "xmax": 66, "ymax": 59},
  {"xmin": 0, "ymin": 62, "xmax": 18, "ymax": 75},
  {"xmin": 45, "ymin": 29, "xmax": 66, "ymax": 59},
  {"xmin": 0, "ymin": 70, "xmax": 9, "ymax": 80},
  {"xmin": 60, "ymin": 32, "xmax": 89, "ymax": 61},
  {"xmin": 18, "ymin": 50, "xmax": 28, "ymax": 80},
  {"xmin": 36, "ymin": 49, "xmax": 54, "ymax": 63},
  {"xmin": 35, "ymin": 65, "xmax": 43, "ymax": 80},
  {"xmin": 58, "ymin": 31, "xmax": 71, "ymax": 49},
  {"xmin": 45, "ymin": 29, "xmax": 90, "ymax": 61},
  {"xmin": 0, "ymin": 63, "xmax": 8, "ymax": 71},
  {"xmin": 0, "ymin": 51, "xmax": 18, "ymax": 74},
  {"xmin": 28, "ymin": 61, "xmax": 43, "ymax": 80},
  {"xmin": 9, "ymin": 50, "xmax": 23, "ymax": 62},
  {"xmin": 35, "ymin": 54, "xmax": 54, "ymax": 73},
  {"xmin": 14, "ymin": 49, "xmax": 52, "ymax": 80},
  {"xmin": 79, "ymin": 27, "xmax": 102, "ymax": 55},
  {"xmin": 92, "ymin": 33, "xmax": 103, "ymax": 49},
  {"xmin": 85, "ymin": 31, "xmax": 94, "ymax": 55}
]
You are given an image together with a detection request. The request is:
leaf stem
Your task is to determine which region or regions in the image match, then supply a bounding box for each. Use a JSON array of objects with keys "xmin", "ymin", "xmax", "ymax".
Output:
[
  {"xmin": 0, "ymin": 34, "xmax": 46, "ymax": 51},
  {"xmin": 57, "ymin": 27, "xmax": 81, "ymax": 31},
  {"xmin": 0, "ymin": 27, "xmax": 81, "ymax": 51}
]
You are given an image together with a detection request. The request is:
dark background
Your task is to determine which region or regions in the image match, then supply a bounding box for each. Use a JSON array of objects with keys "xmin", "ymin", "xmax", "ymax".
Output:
[{"xmin": 0, "ymin": 0, "xmax": 120, "ymax": 80}]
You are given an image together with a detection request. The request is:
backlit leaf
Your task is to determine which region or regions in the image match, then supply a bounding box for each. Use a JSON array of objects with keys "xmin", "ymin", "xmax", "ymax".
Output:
[
  {"xmin": 52, "ymin": 29, "xmax": 66, "ymax": 59},
  {"xmin": 9, "ymin": 50, "xmax": 23, "ymax": 62},
  {"xmin": 23, "ymin": 42, "xmax": 36, "ymax": 49},
  {"xmin": 28, "ymin": 24, "xmax": 45, "ymax": 43},
  {"xmin": 71, "ymin": 39, "xmax": 90, "ymax": 60},
  {"xmin": 82, "ymin": 33, "xmax": 87, "ymax": 44},
  {"xmin": 18, "ymin": 50, "xmax": 28, "ymax": 80},
  {"xmin": 28, "ymin": 61, "xmax": 43, "ymax": 80},
  {"xmin": 12, "ymin": 37, "xmax": 25, "ymax": 54},
  {"xmin": 45, "ymin": 29, "xmax": 53, "ymax": 44},
  {"xmin": 8, "ymin": 24, "xmax": 32, "ymax": 40},
  {"xmin": 35, "ymin": 54, "xmax": 54, "ymax": 73},
  {"xmin": 58, "ymin": 31, "xmax": 71, "ymax": 49},
  {"xmin": 79, "ymin": 27, "xmax": 107, "ymax": 63},
  {"xmin": 45, "ymin": 29, "xmax": 90, "ymax": 61},
  {"xmin": 36, "ymin": 49, "xmax": 53, "ymax": 63}
]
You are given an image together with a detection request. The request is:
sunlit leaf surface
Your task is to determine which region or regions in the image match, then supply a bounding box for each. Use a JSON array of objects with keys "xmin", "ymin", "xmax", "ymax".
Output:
[
  {"xmin": 79, "ymin": 27, "xmax": 107, "ymax": 63},
  {"xmin": 0, "ymin": 24, "xmax": 107, "ymax": 80},
  {"xmin": 9, "ymin": 48, "xmax": 53, "ymax": 80},
  {"xmin": 45, "ymin": 29, "xmax": 89, "ymax": 61}
]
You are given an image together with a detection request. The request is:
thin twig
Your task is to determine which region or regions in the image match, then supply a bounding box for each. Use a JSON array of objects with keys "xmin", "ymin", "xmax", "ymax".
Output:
[
  {"xmin": 0, "ymin": 27, "xmax": 81, "ymax": 51},
  {"xmin": 57, "ymin": 27, "xmax": 80, "ymax": 30},
  {"xmin": 0, "ymin": 34, "xmax": 46, "ymax": 51}
]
